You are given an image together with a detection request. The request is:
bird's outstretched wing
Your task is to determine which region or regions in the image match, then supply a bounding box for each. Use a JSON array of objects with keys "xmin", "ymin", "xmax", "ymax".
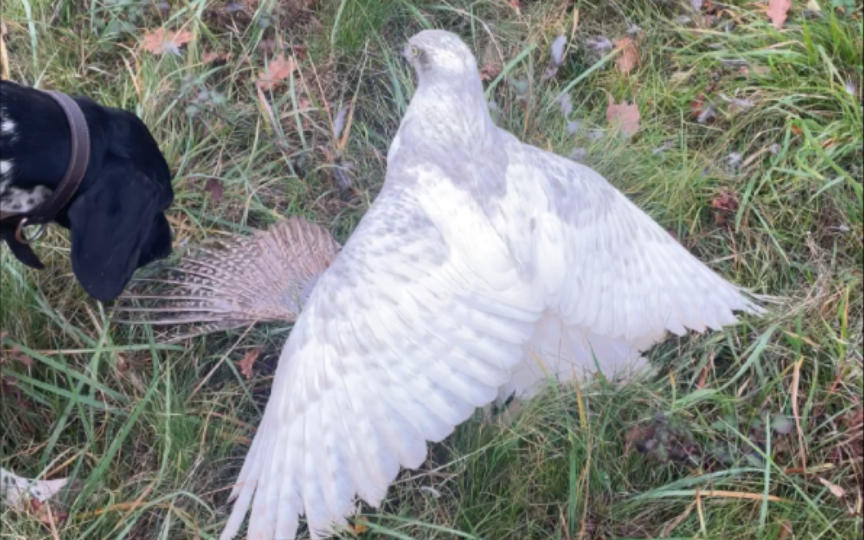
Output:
[
  {"xmin": 219, "ymin": 168, "xmax": 544, "ymax": 540},
  {"xmin": 492, "ymin": 139, "xmax": 764, "ymax": 397}
]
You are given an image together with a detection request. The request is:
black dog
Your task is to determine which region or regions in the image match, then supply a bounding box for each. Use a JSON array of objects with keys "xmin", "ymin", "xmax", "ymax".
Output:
[{"xmin": 1, "ymin": 80, "xmax": 174, "ymax": 302}]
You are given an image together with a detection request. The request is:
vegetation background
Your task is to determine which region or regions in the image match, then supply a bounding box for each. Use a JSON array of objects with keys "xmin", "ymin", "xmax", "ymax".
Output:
[{"xmin": 1, "ymin": 0, "xmax": 861, "ymax": 538}]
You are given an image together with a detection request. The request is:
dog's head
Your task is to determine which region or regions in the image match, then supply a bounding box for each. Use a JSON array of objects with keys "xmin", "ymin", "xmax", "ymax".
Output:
[{"xmin": 1, "ymin": 80, "xmax": 174, "ymax": 302}]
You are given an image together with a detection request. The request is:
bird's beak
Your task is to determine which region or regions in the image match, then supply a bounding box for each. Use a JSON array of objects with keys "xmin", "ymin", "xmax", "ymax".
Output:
[{"xmin": 400, "ymin": 44, "xmax": 411, "ymax": 61}]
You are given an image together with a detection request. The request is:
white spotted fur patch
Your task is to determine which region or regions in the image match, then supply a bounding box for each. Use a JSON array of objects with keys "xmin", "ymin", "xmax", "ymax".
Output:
[
  {"xmin": 0, "ymin": 105, "xmax": 14, "ymax": 140},
  {"xmin": 0, "ymin": 185, "xmax": 53, "ymax": 213},
  {"xmin": 2, "ymin": 105, "xmax": 54, "ymax": 213}
]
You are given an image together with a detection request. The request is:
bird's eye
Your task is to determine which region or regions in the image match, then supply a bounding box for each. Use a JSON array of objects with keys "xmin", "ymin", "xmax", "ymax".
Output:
[{"xmin": 410, "ymin": 46, "xmax": 420, "ymax": 57}]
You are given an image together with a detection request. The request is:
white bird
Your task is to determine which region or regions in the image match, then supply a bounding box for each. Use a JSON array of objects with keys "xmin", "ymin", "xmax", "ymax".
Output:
[{"xmin": 219, "ymin": 29, "xmax": 764, "ymax": 540}]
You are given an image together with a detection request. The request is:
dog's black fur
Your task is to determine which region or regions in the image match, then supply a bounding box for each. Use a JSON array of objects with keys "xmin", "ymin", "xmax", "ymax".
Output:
[{"xmin": 1, "ymin": 80, "xmax": 174, "ymax": 302}]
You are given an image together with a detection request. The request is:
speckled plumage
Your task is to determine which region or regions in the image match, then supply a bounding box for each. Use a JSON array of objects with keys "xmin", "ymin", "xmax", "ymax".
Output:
[
  {"xmin": 219, "ymin": 30, "xmax": 764, "ymax": 540},
  {"xmin": 115, "ymin": 216, "xmax": 340, "ymax": 342}
]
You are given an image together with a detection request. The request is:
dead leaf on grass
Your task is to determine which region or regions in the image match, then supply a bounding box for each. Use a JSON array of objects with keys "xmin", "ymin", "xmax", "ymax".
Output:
[
  {"xmin": 8, "ymin": 345, "xmax": 33, "ymax": 368},
  {"xmin": 778, "ymin": 521, "xmax": 794, "ymax": 540},
  {"xmin": 606, "ymin": 97, "xmax": 640, "ymax": 138},
  {"xmin": 236, "ymin": 347, "xmax": 262, "ymax": 379},
  {"xmin": 614, "ymin": 36, "xmax": 638, "ymax": 75},
  {"xmin": 143, "ymin": 28, "xmax": 193, "ymax": 56},
  {"xmin": 204, "ymin": 178, "xmax": 223, "ymax": 203},
  {"xmin": 202, "ymin": 51, "xmax": 230, "ymax": 65},
  {"xmin": 696, "ymin": 364, "xmax": 710, "ymax": 388},
  {"xmin": 351, "ymin": 517, "xmax": 370, "ymax": 534},
  {"xmin": 256, "ymin": 54, "xmax": 296, "ymax": 90},
  {"xmin": 818, "ymin": 477, "xmax": 846, "ymax": 499},
  {"xmin": 767, "ymin": 0, "xmax": 792, "ymax": 30},
  {"xmin": 257, "ymin": 38, "xmax": 277, "ymax": 53},
  {"xmin": 479, "ymin": 61, "xmax": 501, "ymax": 81},
  {"xmin": 711, "ymin": 189, "xmax": 739, "ymax": 226},
  {"xmin": 1, "ymin": 374, "xmax": 22, "ymax": 401}
]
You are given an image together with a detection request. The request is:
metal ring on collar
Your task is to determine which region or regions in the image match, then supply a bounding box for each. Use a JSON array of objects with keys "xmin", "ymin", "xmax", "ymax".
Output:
[{"xmin": 14, "ymin": 217, "xmax": 46, "ymax": 245}]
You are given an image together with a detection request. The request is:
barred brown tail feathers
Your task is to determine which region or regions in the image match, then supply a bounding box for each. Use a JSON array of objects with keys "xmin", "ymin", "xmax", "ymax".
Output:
[{"xmin": 113, "ymin": 216, "xmax": 340, "ymax": 342}]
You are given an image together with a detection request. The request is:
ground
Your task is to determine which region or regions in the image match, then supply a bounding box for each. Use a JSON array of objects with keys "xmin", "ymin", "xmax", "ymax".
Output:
[{"xmin": 0, "ymin": 1, "xmax": 862, "ymax": 539}]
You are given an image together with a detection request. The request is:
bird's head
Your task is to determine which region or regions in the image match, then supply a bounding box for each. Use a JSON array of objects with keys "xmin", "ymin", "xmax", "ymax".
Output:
[{"xmin": 403, "ymin": 30, "xmax": 479, "ymax": 85}]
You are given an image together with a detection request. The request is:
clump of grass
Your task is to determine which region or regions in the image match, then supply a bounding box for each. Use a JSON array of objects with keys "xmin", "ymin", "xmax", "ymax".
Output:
[{"xmin": 1, "ymin": 0, "xmax": 862, "ymax": 539}]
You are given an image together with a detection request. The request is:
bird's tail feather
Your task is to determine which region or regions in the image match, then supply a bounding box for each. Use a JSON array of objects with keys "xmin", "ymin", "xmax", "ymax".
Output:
[{"xmin": 113, "ymin": 216, "xmax": 340, "ymax": 342}]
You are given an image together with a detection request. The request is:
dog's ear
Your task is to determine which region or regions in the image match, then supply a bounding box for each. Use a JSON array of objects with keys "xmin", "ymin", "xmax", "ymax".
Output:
[{"xmin": 67, "ymin": 161, "xmax": 172, "ymax": 303}]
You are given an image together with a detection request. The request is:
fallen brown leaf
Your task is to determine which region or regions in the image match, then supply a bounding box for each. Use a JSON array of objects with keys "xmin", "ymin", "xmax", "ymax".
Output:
[
  {"xmin": 202, "ymin": 51, "xmax": 230, "ymax": 65},
  {"xmin": 257, "ymin": 38, "xmax": 277, "ymax": 53},
  {"xmin": 696, "ymin": 365, "xmax": 710, "ymax": 389},
  {"xmin": 10, "ymin": 345, "xmax": 33, "ymax": 368},
  {"xmin": 351, "ymin": 518, "xmax": 370, "ymax": 534},
  {"xmin": 236, "ymin": 347, "xmax": 262, "ymax": 379},
  {"xmin": 777, "ymin": 520, "xmax": 794, "ymax": 540},
  {"xmin": 204, "ymin": 178, "xmax": 223, "ymax": 203},
  {"xmin": 614, "ymin": 37, "xmax": 638, "ymax": 75},
  {"xmin": 767, "ymin": 0, "xmax": 792, "ymax": 30},
  {"xmin": 27, "ymin": 497, "xmax": 69, "ymax": 529},
  {"xmin": 606, "ymin": 96, "xmax": 641, "ymax": 138},
  {"xmin": 818, "ymin": 477, "xmax": 846, "ymax": 499},
  {"xmin": 1, "ymin": 374, "xmax": 22, "ymax": 401},
  {"xmin": 256, "ymin": 54, "xmax": 296, "ymax": 91},
  {"xmin": 479, "ymin": 62, "xmax": 501, "ymax": 82},
  {"xmin": 711, "ymin": 189, "xmax": 739, "ymax": 226},
  {"xmin": 844, "ymin": 408, "xmax": 863, "ymax": 458},
  {"xmin": 143, "ymin": 28, "xmax": 193, "ymax": 56}
]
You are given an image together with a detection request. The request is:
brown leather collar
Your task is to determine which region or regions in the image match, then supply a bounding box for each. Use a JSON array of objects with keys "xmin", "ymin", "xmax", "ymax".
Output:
[{"xmin": 0, "ymin": 90, "xmax": 90, "ymax": 269}]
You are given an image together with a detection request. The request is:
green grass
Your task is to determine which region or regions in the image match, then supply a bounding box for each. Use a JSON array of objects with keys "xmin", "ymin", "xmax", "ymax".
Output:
[{"xmin": 1, "ymin": 0, "xmax": 862, "ymax": 538}]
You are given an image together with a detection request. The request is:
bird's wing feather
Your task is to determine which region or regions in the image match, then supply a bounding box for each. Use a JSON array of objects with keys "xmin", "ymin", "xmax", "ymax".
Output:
[
  {"xmin": 517, "ymin": 142, "xmax": 763, "ymax": 350},
  {"xmin": 482, "ymin": 139, "xmax": 764, "ymax": 397},
  {"xmin": 219, "ymin": 164, "xmax": 542, "ymax": 540}
]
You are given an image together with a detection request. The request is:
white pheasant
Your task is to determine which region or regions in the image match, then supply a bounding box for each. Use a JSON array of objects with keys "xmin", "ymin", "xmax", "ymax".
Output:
[{"xmin": 218, "ymin": 29, "xmax": 764, "ymax": 539}]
